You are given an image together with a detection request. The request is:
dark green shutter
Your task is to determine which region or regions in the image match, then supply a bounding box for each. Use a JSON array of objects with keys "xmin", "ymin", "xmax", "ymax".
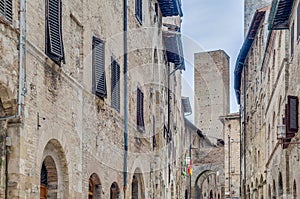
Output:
[
  {"xmin": 111, "ymin": 59, "xmax": 120, "ymax": 112},
  {"xmin": 46, "ymin": 0, "xmax": 65, "ymax": 63},
  {"xmin": 92, "ymin": 37, "xmax": 107, "ymax": 98},
  {"xmin": 0, "ymin": 0, "xmax": 12, "ymax": 23},
  {"xmin": 135, "ymin": 0, "xmax": 142, "ymax": 23}
]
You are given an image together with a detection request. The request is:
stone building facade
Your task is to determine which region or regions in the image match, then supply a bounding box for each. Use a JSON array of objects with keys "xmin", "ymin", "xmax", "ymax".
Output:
[
  {"xmin": 0, "ymin": 0, "xmax": 186, "ymax": 198},
  {"xmin": 220, "ymin": 113, "xmax": 240, "ymax": 199},
  {"xmin": 235, "ymin": 0, "xmax": 300, "ymax": 198},
  {"xmin": 194, "ymin": 50, "xmax": 230, "ymax": 144}
]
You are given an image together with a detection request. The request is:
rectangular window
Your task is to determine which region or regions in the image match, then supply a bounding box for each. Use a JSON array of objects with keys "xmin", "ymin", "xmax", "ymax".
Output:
[
  {"xmin": 92, "ymin": 37, "xmax": 107, "ymax": 98},
  {"xmin": 291, "ymin": 22, "xmax": 294, "ymax": 58},
  {"xmin": 137, "ymin": 87, "xmax": 145, "ymax": 132},
  {"xmin": 111, "ymin": 58, "xmax": 120, "ymax": 112},
  {"xmin": 135, "ymin": 0, "xmax": 142, "ymax": 24},
  {"xmin": 297, "ymin": 3, "xmax": 300, "ymax": 39},
  {"xmin": 0, "ymin": 0, "xmax": 13, "ymax": 23},
  {"xmin": 152, "ymin": 116, "xmax": 157, "ymax": 149},
  {"xmin": 46, "ymin": 0, "xmax": 65, "ymax": 64}
]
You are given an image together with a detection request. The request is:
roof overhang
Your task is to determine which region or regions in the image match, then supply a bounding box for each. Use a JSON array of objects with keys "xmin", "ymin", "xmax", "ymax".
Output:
[
  {"xmin": 269, "ymin": 0, "xmax": 294, "ymax": 30},
  {"xmin": 158, "ymin": 0, "xmax": 183, "ymax": 17},
  {"xmin": 234, "ymin": 8, "xmax": 267, "ymax": 104},
  {"xmin": 163, "ymin": 29, "xmax": 185, "ymax": 70}
]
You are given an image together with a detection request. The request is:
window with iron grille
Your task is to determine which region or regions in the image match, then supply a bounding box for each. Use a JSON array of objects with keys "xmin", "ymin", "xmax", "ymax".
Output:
[
  {"xmin": 111, "ymin": 58, "xmax": 120, "ymax": 112},
  {"xmin": 45, "ymin": 0, "xmax": 65, "ymax": 64},
  {"xmin": 0, "ymin": 0, "xmax": 13, "ymax": 23},
  {"xmin": 137, "ymin": 87, "xmax": 145, "ymax": 132},
  {"xmin": 135, "ymin": 0, "xmax": 142, "ymax": 24},
  {"xmin": 92, "ymin": 37, "xmax": 107, "ymax": 98}
]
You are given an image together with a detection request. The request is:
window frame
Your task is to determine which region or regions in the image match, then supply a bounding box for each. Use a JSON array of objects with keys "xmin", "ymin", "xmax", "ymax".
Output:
[
  {"xmin": 135, "ymin": 0, "xmax": 142, "ymax": 24},
  {"xmin": 111, "ymin": 57, "xmax": 120, "ymax": 112},
  {"xmin": 136, "ymin": 87, "xmax": 145, "ymax": 132}
]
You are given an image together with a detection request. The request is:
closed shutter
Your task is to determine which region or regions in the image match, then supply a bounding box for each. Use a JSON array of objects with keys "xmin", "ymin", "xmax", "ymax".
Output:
[
  {"xmin": 92, "ymin": 37, "xmax": 107, "ymax": 98},
  {"xmin": 135, "ymin": 0, "xmax": 142, "ymax": 23},
  {"xmin": 46, "ymin": 0, "xmax": 65, "ymax": 63},
  {"xmin": 111, "ymin": 59, "xmax": 120, "ymax": 112},
  {"xmin": 287, "ymin": 96, "xmax": 299, "ymax": 133},
  {"xmin": 0, "ymin": 0, "xmax": 12, "ymax": 23},
  {"xmin": 137, "ymin": 88, "xmax": 145, "ymax": 132}
]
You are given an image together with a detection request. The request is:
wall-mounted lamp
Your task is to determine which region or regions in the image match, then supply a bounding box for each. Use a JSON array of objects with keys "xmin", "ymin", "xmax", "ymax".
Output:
[{"xmin": 277, "ymin": 124, "xmax": 286, "ymax": 140}]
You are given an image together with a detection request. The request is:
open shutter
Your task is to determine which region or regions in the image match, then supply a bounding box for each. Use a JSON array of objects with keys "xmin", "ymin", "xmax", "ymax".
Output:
[
  {"xmin": 135, "ymin": 0, "xmax": 142, "ymax": 23},
  {"xmin": 111, "ymin": 59, "xmax": 120, "ymax": 112},
  {"xmin": 92, "ymin": 37, "xmax": 107, "ymax": 98},
  {"xmin": 137, "ymin": 88, "xmax": 145, "ymax": 132},
  {"xmin": 0, "ymin": 0, "xmax": 12, "ymax": 23},
  {"xmin": 46, "ymin": 0, "xmax": 64, "ymax": 63}
]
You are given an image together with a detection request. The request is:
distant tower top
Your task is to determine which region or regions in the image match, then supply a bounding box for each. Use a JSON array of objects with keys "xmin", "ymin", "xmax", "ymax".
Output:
[{"xmin": 244, "ymin": 0, "xmax": 271, "ymax": 35}]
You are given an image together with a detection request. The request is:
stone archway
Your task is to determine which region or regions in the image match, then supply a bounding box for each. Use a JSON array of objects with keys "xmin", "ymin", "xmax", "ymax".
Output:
[
  {"xmin": 194, "ymin": 170, "xmax": 217, "ymax": 199},
  {"xmin": 40, "ymin": 139, "xmax": 69, "ymax": 199},
  {"xmin": 110, "ymin": 182, "xmax": 119, "ymax": 199},
  {"xmin": 89, "ymin": 173, "xmax": 102, "ymax": 199},
  {"xmin": 131, "ymin": 168, "xmax": 145, "ymax": 199}
]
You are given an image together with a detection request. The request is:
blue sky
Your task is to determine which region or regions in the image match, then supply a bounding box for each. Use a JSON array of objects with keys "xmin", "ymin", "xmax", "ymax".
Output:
[{"xmin": 181, "ymin": 0, "xmax": 244, "ymax": 116}]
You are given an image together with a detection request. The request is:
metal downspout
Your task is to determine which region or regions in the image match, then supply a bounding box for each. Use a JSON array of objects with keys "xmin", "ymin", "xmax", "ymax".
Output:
[
  {"xmin": 239, "ymin": 105, "xmax": 242, "ymax": 197},
  {"xmin": 123, "ymin": 0, "xmax": 128, "ymax": 197},
  {"xmin": 243, "ymin": 65, "xmax": 247, "ymax": 199}
]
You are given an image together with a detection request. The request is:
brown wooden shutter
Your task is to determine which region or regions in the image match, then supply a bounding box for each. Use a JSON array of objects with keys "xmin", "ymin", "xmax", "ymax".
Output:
[
  {"xmin": 92, "ymin": 37, "xmax": 107, "ymax": 98},
  {"xmin": 137, "ymin": 87, "xmax": 145, "ymax": 132},
  {"xmin": 46, "ymin": 0, "xmax": 65, "ymax": 63},
  {"xmin": 111, "ymin": 58, "xmax": 120, "ymax": 112},
  {"xmin": 287, "ymin": 96, "xmax": 299, "ymax": 133},
  {"xmin": 0, "ymin": 0, "xmax": 12, "ymax": 23}
]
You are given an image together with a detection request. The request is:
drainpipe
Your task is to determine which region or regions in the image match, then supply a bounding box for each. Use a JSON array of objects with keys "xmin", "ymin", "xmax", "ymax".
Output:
[
  {"xmin": 243, "ymin": 64, "xmax": 247, "ymax": 199},
  {"xmin": 3, "ymin": 0, "xmax": 25, "ymax": 198},
  {"xmin": 228, "ymin": 134, "xmax": 231, "ymax": 198},
  {"xmin": 239, "ymin": 105, "xmax": 242, "ymax": 197},
  {"xmin": 123, "ymin": 0, "xmax": 128, "ymax": 197}
]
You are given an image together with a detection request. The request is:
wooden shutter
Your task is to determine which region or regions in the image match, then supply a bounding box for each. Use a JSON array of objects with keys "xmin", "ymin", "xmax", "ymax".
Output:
[
  {"xmin": 153, "ymin": 116, "xmax": 156, "ymax": 149},
  {"xmin": 287, "ymin": 96, "xmax": 299, "ymax": 133},
  {"xmin": 46, "ymin": 0, "xmax": 65, "ymax": 63},
  {"xmin": 137, "ymin": 88, "xmax": 145, "ymax": 132},
  {"xmin": 111, "ymin": 59, "xmax": 120, "ymax": 112},
  {"xmin": 0, "ymin": 0, "xmax": 12, "ymax": 23},
  {"xmin": 297, "ymin": 3, "xmax": 300, "ymax": 40},
  {"xmin": 291, "ymin": 22, "xmax": 294, "ymax": 57},
  {"xmin": 92, "ymin": 37, "xmax": 107, "ymax": 98},
  {"xmin": 135, "ymin": 0, "xmax": 142, "ymax": 23}
]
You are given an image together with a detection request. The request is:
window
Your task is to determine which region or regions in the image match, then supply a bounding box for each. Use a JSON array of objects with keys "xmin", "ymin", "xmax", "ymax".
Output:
[
  {"xmin": 297, "ymin": 3, "xmax": 300, "ymax": 39},
  {"xmin": 135, "ymin": 0, "xmax": 142, "ymax": 24},
  {"xmin": 111, "ymin": 58, "xmax": 120, "ymax": 112},
  {"xmin": 0, "ymin": 0, "xmax": 13, "ymax": 23},
  {"xmin": 152, "ymin": 116, "xmax": 157, "ymax": 149},
  {"xmin": 92, "ymin": 37, "xmax": 107, "ymax": 98},
  {"xmin": 291, "ymin": 22, "xmax": 295, "ymax": 58},
  {"xmin": 46, "ymin": 0, "xmax": 65, "ymax": 64},
  {"xmin": 137, "ymin": 87, "xmax": 145, "ymax": 132}
]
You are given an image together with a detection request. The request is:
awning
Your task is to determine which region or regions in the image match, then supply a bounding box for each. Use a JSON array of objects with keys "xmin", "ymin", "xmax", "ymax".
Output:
[
  {"xmin": 269, "ymin": 0, "xmax": 294, "ymax": 30},
  {"xmin": 158, "ymin": 0, "xmax": 183, "ymax": 17},
  {"xmin": 234, "ymin": 8, "xmax": 267, "ymax": 104},
  {"xmin": 163, "ymin": 30, "xmax": 185, "ymax": 70}
]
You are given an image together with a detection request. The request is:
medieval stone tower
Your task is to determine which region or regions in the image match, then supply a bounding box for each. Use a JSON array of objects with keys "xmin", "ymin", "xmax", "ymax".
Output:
[
  {"xmin": 244, "ymin": 0, "xmax": 271, "ymax": 35},
  {"xmin": 194, "ymin": 50, "xmax": 230, "ymax": 143}
]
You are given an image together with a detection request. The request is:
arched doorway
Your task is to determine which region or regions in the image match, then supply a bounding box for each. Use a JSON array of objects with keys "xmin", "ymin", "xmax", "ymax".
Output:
[
  {"xmin": 40, "ymin": 139, "xmax": 69, "ymax": 199},
  {"xmin": 88, "ymin": 173, "xmax": 102, "ymax": 199},
  {"xmin": 110, "ymin": 182, "xmax": 120, "ymax": 199},
  {"xmin": 40, "ymin": 156, "xmax": 58, "ymax": 198},
  {"xmin": 278, "ymin": 173, "xmax": 283, "ymax": 198},
  {"xmin": 185, "ymin": 189, "xmax": 188, "ymax": 199},
  {"xmin": 131, "ymin": 168, "xmax": 145, "ymax": 199},
  {"xmin": 209, "ymin": 190, "xmax": 213, "ymax": 199},
  {"xmin": 272, "ymin": 179, "xmax": 277, "ymax": 199}
]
